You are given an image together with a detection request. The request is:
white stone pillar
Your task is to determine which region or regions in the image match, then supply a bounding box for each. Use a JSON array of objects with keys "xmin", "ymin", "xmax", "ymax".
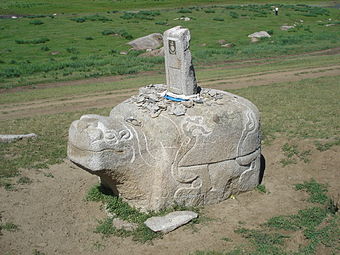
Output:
[{"xmin": 163, "ymin": 26, "xmax": 197, "ymax": 96}]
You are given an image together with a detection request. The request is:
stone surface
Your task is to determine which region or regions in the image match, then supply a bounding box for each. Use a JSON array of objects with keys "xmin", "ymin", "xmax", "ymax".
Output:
[
  {"xmin": 163, "ymin": 26, "xmax": 197, "ymax": 96},
  {"xmin": 248, "ymin": 31, "xmax": 271, "ymax": 38},
  {"xmin": 251, "ymin": 37, "xmax": 260, "ymax": 43},
  {"xmin": 144, "ymin": 211, "xmax": 197, "ymax": 233},
  {"xmin": 128, "ymin": 33, "xmax": 163, "ymax": 50},
  {"xmin": 0, "ymin": 133, "xmax": 38, "ymax": 143},
  {"xmin": 280, "ymin": 25, "xmax": 294, "ymax": 31},
  {"xmin": 67, "ymin": 85, "xmax": 262, "ymax": 211},
  {"xmin": 68, "ymin": 26, "xmax": 262, "ymax": 212},
  {"xmin": 221, "ymin": 43, "xmax": 235, "ymax": 48},
  {"xmin": 140, "ymin": 47, "xmax": 164, "ymax": 57},
  {"xmin": 217, "ymin": 39, "xmax": 227, "ymax": 45}
]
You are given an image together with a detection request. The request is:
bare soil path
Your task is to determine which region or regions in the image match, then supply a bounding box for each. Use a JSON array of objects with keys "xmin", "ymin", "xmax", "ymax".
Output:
[{"xmin": 1, "ymin": 64, "xmax": 339, "ymax": 121}]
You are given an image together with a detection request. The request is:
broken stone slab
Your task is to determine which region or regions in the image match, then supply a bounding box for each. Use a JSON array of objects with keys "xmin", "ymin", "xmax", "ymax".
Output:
[
  {"xmin": 248, "ymin": 31, "xmax": 271, "ymax": 38},
  {"xmin": 0, "ymin": 133, "xmax": 38, "ymax": 143},
  {"xmin": 168, "ymin": 103, "xmax": 186, "ymax": 116},
  {"xmin": 128, "ymin": 33, "xmax": 163, "ymax": 50},
  {"xmin": 144, "ymin": 211, "xmax": 198, "ymax": 233}
]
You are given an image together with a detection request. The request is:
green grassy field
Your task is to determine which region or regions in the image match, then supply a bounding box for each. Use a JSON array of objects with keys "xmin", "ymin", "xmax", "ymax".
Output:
[
  {"xmin": 0, "ymin": 0, "xmax": 331, "ymax": 15},
  {"xmin": 0, "ymin": 3, "xmax": 339, "ymax": 88}
]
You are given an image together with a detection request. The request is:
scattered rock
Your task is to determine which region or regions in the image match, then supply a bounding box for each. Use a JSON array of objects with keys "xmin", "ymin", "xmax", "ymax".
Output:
[
  {"xmin": 144, "ymin": 211, "xmax": 198, "ymax": 233},
  {"xmin": 50, "ymin": 51, "xmax": 60, "ymax": 56},
  {"xmin": 120, "ymin": 51, "xmax": 128, "ymax": 55},
  {"xmin": 325, "ymin": 23, "xmax": 335, "ymax": 27},
  {"xmin": 251, "ymin": 37, "xmax": 260, "ymax": 43},
  {"xmin": 200, "ymin": 43, "xmax": 207, "ymax": 47},
  {"xmin": 140, "ymin": 47, "xmax": 164, "ymax": 57},
  {"xmin": 180, "ymin": 17, "xmax": 191, "ymax": 21},
  {"xmin": 128, "ymin": 33, "xmax": 163, "ymax": 50},
  {"xmin": 221, "ymin": 43, "xmax": 235, "ymax": 48},
  {"xmin": 248, "ymin": 31, "xmax": 271, "ymax": 38},
  {"xmin": 217, "ymin": 39, "xmax": 227, "ymax": 45},
  {"xmin": 169, "ymin": 103, "xmax": 186, "ymax": 116},
  {"xmin": 112, "ymin": 218, "xmax": 138, "ymax": 231},
  {"xmin": 181, "ymin": 100, "xmax": 194, "ymax": 108},
  {"xmin": 280, "ymin": 25, "xmax": 294, "ymax": 31},
  {"xmin": 0, "ymin": 133, "xmax": 38, "ymax": 143}
]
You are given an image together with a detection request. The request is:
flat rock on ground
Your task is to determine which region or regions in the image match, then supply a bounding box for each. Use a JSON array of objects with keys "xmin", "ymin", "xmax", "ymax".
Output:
[
  {"xmin": 0, "ymin": 133, "xmax": 37, "ymax": 143},
  {"xmin": 128, "ymin": 33, "xmax": 163, "ymax": 50},
  {"xmin": 248, "ymin": 31, "xmax": 271, "ymax": 38},
  {"xmin": 144, "ymin": 211, "xmax": 198, "ymax": 233},
  {"xmin": 280, "ymin": 25, "xmax": 295, "ymax": 31}
]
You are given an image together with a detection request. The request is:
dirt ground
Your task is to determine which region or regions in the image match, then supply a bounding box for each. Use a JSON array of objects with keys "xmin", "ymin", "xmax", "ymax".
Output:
[
  {"xmin": 1, "ymin": 50, "xmax": 340, "ymax": 254},
  {"xmin": 1, "ymin": 64, "xmax": 340, "ymax": 121},
  {"xmin": 1, "ymin": 139, "xmax": 339, "ymax": 255}
]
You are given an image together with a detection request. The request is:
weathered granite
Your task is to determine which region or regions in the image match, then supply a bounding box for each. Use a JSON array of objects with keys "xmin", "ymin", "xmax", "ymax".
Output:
[
  {"xmin": 248, "ymin": 31, "xmax": 271, "ymax": 38},
  {"xmin": 144, "ymin": 211, "xmax": 198, "ymax": 233},
  {"xmin": 163, "ymin": 26, "xmax": 197, "ymax": 96},
  {"xmin": 68, "ymin": 26, "xmax": 262, "ymax": 212},
  {"xmin": 280, "ymin": 25, "xmax": 295, "ymax": 31},
  {"xmin": 68, "ymin": 84, "xmax": 261, "ymax": 211},
  {"xmin": 128, "ymin": 33, "xmax": 163, "ymax": 50},
  {"xmin": 0, "ymin": 133, "xmax": 38, "ymax": 143}
]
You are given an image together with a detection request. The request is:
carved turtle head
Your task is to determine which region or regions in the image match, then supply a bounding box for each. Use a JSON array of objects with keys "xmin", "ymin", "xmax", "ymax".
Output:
[{"xmin": 67, "ymin": 114, "xmax": 135, "ymax": 171}]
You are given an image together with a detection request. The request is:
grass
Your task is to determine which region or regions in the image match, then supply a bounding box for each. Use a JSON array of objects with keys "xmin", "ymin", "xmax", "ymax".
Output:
[
  {"xmin": 86, "ymin": 184, "xmax": 200, "ymax": 243},
  {"xmin": 0, "ymin": 1, "xmax": 330, "ymax": 15},
  {"xmin": 229, "ymin": 75, "xmax": 340, "ymax": 145},
  {"xmin": 0, "ymin": 108, "xmax": 110, "ymax": 182},
  {"xmin": 1, "ymin": 53, "xmax": 339, "ymax": 106},
  {"xmin": 0, "ymin": 3, "xmax": 339, "ymax": 88},
  {"xmin": 0, "ymin": 222, "xmax": 19, "ymax": 233},
  {"xmin": 194, "ymin": 180, "xmax": 340, "ymax": 255},
  {"xmin": 256, "ymin": 184, "xmax": 267, "ymax": 194},
  {"xmin": 280, "ymin": 143, "xmax": 311, "ymax": 166},
  {"xmin": 295, "ymin": 179, "xmax": 329, "ymax": 204},
  {"xmin": 17, "ymin": 176, "xmax": 32, "ymax": 184}
]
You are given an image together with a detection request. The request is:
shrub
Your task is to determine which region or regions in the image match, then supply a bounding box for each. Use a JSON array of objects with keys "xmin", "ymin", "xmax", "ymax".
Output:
[
  {"xmin": 213, "ymin": 17, "xmax": 224, "ymax": 21},
  {"xmin": 155, "ymin": 21, "xmax": 167, "ymax": 25},
  {"xmin": 177, "ymin": 8, "xmax": 192, "ymax": 13},
  {"xmin": 204, "ymin": 9, "xmax": 215, "ymax": 13},
  {"xmin": 66, "ymin": 47, "xmax": 79, "ymax": 54},
  {"xmin": 229, "ymin": 11, "xmax": 239, "ymax": 19},
  {"xmin": 40, "ymin": 46, "xmax": 50, "ymax": 51},
  {"xmin": 120, "ymin": 11, "xmax": 160, "ymax": 20},
  {"xmin": 29, "ymin": 20, "xmax": 44, "ymax": 25},
  {"xmin": 15, "ymin": 38, "xmax": 49, "ymax": 44},
  {"xmin": 71, "ymin": 15, "xmax": 111, "ymax": 23},
  {"xmin": 101, "ymin": 29, "xmax": 133, "ymax": 40}
]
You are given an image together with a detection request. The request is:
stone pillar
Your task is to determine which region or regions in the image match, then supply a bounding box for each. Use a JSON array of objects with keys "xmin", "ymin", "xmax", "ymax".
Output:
[{"xmin": 163, "ymin": 26, "xmax": 197, "ymax": 96}]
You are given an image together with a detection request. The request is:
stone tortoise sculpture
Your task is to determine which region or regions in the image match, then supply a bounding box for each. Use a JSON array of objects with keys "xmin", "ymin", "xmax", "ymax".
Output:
[{"xmin": 68, "ymin": 84, "xmax": 262, "ymax": 211}]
